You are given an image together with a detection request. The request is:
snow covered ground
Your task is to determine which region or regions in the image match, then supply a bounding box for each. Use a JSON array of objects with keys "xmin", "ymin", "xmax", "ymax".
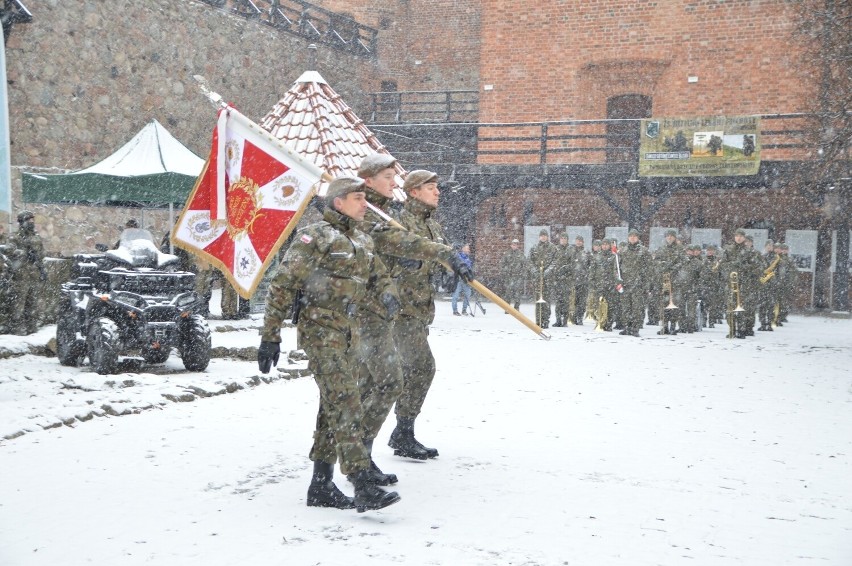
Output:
[{"xmin": 1, "ymin": 299, "xmax": 850, "ymax": 566}]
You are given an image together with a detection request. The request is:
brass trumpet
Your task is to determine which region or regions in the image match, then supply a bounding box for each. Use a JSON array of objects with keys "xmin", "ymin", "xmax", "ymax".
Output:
[
  {"xmin": 535, "ymin": 261, "xmax": 547, "ymax": 328},
  {"xmin": 727, "ymin": 271, "xmax": 745, "ymax": 339},
  {"xmin": 663, "ymin": 272, "xmax": 678, "ymax": 310},
  {"xmin": 594, "ymin": 296, "xmax": 609, "ymax": 332}
]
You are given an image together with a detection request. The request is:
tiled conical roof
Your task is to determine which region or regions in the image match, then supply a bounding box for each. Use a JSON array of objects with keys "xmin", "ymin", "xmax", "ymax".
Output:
[{"xmin": 259, "ymin": 71, "xmax": 406, "ymax": 193}]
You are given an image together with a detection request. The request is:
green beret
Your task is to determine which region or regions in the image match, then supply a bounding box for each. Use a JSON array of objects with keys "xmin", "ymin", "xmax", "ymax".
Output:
[
  {"xmin": 357, "ymin": 154, "xmax": 397, "ymax": 179},
  {"xmin": 402, "ymin": 170, "xmax": 438, "ymax": 193},
  {"xmin": 325, "ymin": 176, "xmax": 365, "ymax": 204}
]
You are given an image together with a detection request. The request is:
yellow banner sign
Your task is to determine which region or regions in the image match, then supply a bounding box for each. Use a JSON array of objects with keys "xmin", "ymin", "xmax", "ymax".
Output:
[{"xmin": 638, "ymin": 115, "xmax": 760, "ymax": 177}]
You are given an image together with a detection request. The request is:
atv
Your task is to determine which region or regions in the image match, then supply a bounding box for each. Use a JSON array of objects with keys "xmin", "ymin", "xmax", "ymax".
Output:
[{"xmin": 56, "ymin": 228, "xmax": 211, "ymax": 374}]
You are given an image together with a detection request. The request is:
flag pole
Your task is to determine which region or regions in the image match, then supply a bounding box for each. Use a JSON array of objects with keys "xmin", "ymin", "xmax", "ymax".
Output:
[{"xmin": 366, "ymin": 202, "xmax": 550, "ymax": 341}]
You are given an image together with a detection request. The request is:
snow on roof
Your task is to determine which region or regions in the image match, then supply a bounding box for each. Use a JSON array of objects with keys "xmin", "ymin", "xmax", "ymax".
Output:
[
  {"xmin": 259, "ymin": 71, "xmax": 406, "ymax": 193},
  {"xmin": 75, "ymin": 120, "xmax": 204, "ymax": 178}
]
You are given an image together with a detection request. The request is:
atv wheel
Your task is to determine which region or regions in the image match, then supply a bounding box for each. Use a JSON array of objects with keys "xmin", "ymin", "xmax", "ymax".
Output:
[
  {"xmin": 180, "ymin": 314, "xmax": 211, "ymax": 372},
  {"xmin": 88, "ymin": 318, "xmax": 119, "ymax": 375},
  {"xmin": 56, "ymin": 311, "xmax": 86, "ymax": 367}
]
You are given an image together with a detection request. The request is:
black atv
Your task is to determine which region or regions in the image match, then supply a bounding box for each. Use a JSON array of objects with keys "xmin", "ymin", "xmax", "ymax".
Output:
[{"xmin": 56, "ymin": 228, "xmax": 211, "ymax": 375}]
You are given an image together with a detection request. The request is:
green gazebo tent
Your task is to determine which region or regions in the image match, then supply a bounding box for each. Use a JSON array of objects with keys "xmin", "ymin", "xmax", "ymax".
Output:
[{"xmin": 22, "ymin": 119, "xmax": 204, "ymax": 206}]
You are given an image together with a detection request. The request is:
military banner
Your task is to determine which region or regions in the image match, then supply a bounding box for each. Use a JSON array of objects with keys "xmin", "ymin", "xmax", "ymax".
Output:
[{"xmin": 638, "ymin": 115, "xmax": 760, "ymax": 177}]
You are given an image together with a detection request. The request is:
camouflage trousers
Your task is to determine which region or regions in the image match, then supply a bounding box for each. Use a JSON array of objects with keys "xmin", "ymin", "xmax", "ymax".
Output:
[
  {"xmin": 392, "ymin": 315, "xmax": 435, "ymax": 420},
  {"xmin": 357, "ymin": 314, "xmax": 404, "ymax": 443},
  {"xmin": 7, "ymin": 273, "xmax": 41, "ymax": 334},
  {"xmin": 620, "ymin": 288, "xmax": 646, "ymax": 331},
  {"xmin": 221, "ymin": 281, "xmax": 239, "ymax": 318},
  {"xmin": 302, "ymin": 307, "xmax": 370, "ymax": 475},
  {"xmin": 503, "ymin": 280, "xmax": 524, "ymax": 307}
]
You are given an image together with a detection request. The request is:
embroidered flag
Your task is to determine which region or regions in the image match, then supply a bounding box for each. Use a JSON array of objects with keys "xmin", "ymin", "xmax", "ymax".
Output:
[{"xmin": 172, "ymin": 106, "xmax": 324, "ymax": 298}]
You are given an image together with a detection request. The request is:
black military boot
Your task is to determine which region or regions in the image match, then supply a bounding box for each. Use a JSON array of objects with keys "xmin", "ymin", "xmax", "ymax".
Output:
[
  {"xmin": 388, "ymin": 417, "xmax": 437, "ymax": 459},
  {"xmin": 362, "ymin": 439, "xmax": 398, "ymax": 486},
  {"xmin": 349, "ymin": 470, "xmax": 401, "ymax": 513},
  {"xmin": 306, "ymin": 461, "xmax": 355, "ymax": 509}
]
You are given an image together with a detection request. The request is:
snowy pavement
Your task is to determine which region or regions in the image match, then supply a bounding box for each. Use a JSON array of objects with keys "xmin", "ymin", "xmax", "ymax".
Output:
[{"xmin": 1, "ymin": 302, "xmax": 850, "ymax": 566}]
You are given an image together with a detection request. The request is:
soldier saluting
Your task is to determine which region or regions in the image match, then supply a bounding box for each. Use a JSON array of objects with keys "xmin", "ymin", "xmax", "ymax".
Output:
[{"xmin": 257, "ymin": 177, "xmax": 401, "ymax": 513}]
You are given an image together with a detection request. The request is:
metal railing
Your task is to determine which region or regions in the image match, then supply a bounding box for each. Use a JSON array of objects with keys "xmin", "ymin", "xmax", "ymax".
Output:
[
  {"xmin": 198, "ymin": 0, "xmax": 378, "ymax": 57},
  {"xmin": 369, "ymin": 113, "xmax": 813, "ymax": 165},
  {"xmin": 367, "ymin": 90, "xmax": 479, "ymax": 123}
]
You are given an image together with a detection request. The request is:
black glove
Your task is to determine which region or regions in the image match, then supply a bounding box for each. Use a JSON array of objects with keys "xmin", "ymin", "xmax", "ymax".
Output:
[
  {"xmin": 257, "ymin": 341, "xmax": 280, "ymax": 374},
  {"xmin": 448, "ymin": 252, "xmax": 474, "ymax": 282},
  {"xmin": 396, "ymin": 258, "xmax": 422, "ymax": 270},
  {"xmin": 380, "ymin": 291, "xmax": 401, "ymax": 320}
]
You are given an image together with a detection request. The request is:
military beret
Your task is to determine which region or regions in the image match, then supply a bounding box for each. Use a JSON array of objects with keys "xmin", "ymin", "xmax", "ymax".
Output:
[
  {"xmin": 401, "ymin": 169, "xmax": 438, "ymax": 193},
  {"xmin": 592, "ymin": 239, "xmax": 602, "ymax": 246},
  {"xmin": 558, "ymin": 233, "xmax": 568, "ymax": 240},
  {"xmin": 17, "ymin": 210, "xmax": 34, "ymax": 223},
  {"xmin": 744, "ymin": 234, "xmax": 754, "ymax": 242},
  {"xmin": 665, "ymin": 229, "xmax": 677, "ymax": 237},
  {"xmin": 706, "ymin": 244, "xmax": 718, "ymax": 251},
  {"xmin": 539, "ymin": 229, "xmax": 549, "ymax": 237},
  {"xmin": 574, "ymin": 235, "xmax": 584, "ymax": 242},
  {"xmin": 601, "ymin": 238, "xmax": 612, "ymax": 245},
  {"xmin": 735, "ymin": 228, "xmax": 747, "ymax": 236},
  {"xmin": 778, "ymin": 243, "xmax": 789, "ymax": 250},
  {"xmin": 689, "ymin": 244, "xmax": 702, "ymax": 251},
  {"xmin": 628, "ymin": 228, "xmax": 640, "ymax": 236},
  {"xmin": 357, "ymin": 153, "xmax": 397, "ymax": 179},
  {"xmin": 324, "ymin": 176, "xmax": 366, "ymax": 204}
]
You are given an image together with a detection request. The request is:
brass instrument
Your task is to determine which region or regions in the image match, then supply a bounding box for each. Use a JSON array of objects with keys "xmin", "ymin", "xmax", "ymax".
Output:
[
  {"xmin": 535, "ymin": 261, "xmax": 546, "ymax": 328},
  {"xmin": 711, "ymin": 259, "xmax": 721, "ymax": 272},
  {"xmin": 759, "ymin": 254, "xmax": 781, "ymax": 284},
  {"xmin": 594, "ymin": 296, "xmax": 609, "ymax": 332},
  {"xmin": 585, "ymin": 292, "xmax": 596, "ymax": 321},
  {"xmin": 663, "ymin": 272, "xmax": 678, "ymax": 310},
  {"xmin": 726, "ymin": 271, "xmax": 745, "ymax": 339}
]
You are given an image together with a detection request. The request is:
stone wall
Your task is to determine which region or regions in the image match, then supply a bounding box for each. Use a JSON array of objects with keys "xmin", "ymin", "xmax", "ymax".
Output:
[{"xmin": 4, "ymin": 0, "xmax": 381, "ymax": 255}]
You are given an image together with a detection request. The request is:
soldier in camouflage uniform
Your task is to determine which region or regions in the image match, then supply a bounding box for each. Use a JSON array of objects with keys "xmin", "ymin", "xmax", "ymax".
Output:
[
  {"xmin": 597, "ymin": 238, "xmax": 620, "ymax": 331},
  {"xmin": 758, "ymin": 240, "xmax": 780, "ymax": 331},
  {"xmin": 498, "ymin": 238, "xmax": 528, "ymax": 311},
  {"xmin": 529, "ymin": 229, "xmax": 558, "ymax": 328},
  {"xmin": 720, "ymin": 228, "xmax": 759, "ymax": 339},
  {"xmin": 355, "ymin": 155, "xmax": 471, "ymax": 472},
  {"xmin": 655, "ymin": 229, "xmax": 685, "ymax": 335},
  {"xmin": 388, "ymin": 170, "xmax": 473, "ymax": 461},
  {"xmin": 551, "ymin": 233, "xmax": 574, "ymax": 326},
  {"xmin": 775, "ymin": 243, "xmax": 798, "ymax": 323},
  {"xmin": 680, "ymin": 244, "xmax": 704, "ymax": 333},
  {"xmin": 741, "ymin": 235, "xmax": 762, "ymax": 336},
  {"xmin": 0, "ymin": 227, "xmax": 10, "ymax": 333},
  {"xmin": 567, "ymin": 236, "xmax": 590, "ymax": 325},
  {"xmin": 258, "ymin": 177, "xmax": 401, "ymax": 513},
  {"xmin": 618, "ymin": 229, "xmax": 652, "ymax": 336},
  {"xmin": 5, "ymin": 211, "xmax": 47, "ymax": 335},
  {"xmin": 700, "ymin": 244, "xmax": 724, "ymax": 327}
]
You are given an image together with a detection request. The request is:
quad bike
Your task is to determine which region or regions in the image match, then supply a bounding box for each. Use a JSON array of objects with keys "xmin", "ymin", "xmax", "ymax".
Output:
[{"xmin": 56, "ymin": 228, "xmax": 211, "ymax": 374}]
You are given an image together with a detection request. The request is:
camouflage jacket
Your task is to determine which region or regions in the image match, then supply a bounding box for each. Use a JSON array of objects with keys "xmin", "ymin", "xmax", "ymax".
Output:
[
  {"xmin": 391, "ymin": 196, "xmax": 448, "ymax": 325},
  {"xmin": 720, "ymin": 242, "xmax": 761, "ymax": 290},
  {"xmin": 568, "ymin": 246, "xmax": 591, "ymax": 285},
  {"xmin": 499, "ymin": 248, "xmax": 528, "ymax": 283},
  {"xmin": 777, "ymin": 254, "xmax": 799, "ymax": 292},
  {"xmin": 619, "ymin": 242, "xmax": 653, "ymax": 293},
  {"xmin": 655, "ymin": 241, "xmax": 685, "ymax": 279},
  {"xmin": 7, "ymin": 228, "xmax": 45, "ymax": 277},
  {"xmin": 357, "ymin": 190, "xmax": 454, "ymax": 321},
  {"xmin": 529, "ymin": 240, "xmax": 558, "ymax": 280},
  {"xmin": 590, "ymin": 249, "xmax": 619, "ymax": 293},
  {"xmin": 552, "ymin": 244, "xmax": 574, "ymax": 286},
  {"xmin": 261, "ymin": 207, "xmax": 392, "ymax": 342}
]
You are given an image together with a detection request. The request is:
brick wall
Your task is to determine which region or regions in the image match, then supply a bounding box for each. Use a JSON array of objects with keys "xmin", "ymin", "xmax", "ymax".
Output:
[{"xmin": 479, "ymin": 0, "xmax": 812, "ymax": 123}]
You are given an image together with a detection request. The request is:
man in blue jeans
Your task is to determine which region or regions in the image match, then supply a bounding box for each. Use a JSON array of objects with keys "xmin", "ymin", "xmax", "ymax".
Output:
[{"xmin": 452, "ymin": 243, "xmax": 473, "ymax": 315}]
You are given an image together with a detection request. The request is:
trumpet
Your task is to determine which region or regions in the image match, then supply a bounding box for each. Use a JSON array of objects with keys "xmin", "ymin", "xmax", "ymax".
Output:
[
  {"xmin": 535, "ymin": 261, "xmax": 546, "ymax": 328},
  {"xmin": 727, "ymin": 271, "xmax": 745, "ymax": 339},
  {"xmin": 663, "ymin": 272, "xmax": 678, "ymax": 310}
]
